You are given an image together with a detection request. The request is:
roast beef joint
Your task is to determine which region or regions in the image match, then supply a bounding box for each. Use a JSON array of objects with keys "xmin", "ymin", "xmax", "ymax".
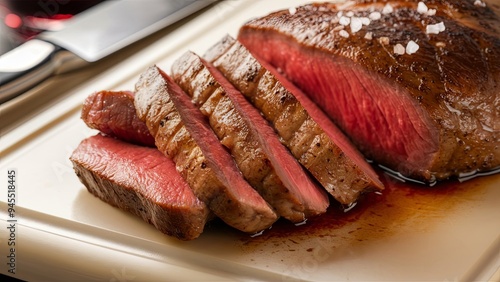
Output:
[
  {"xmin": 238, "ymin": 0, "xmax": 500, "ymax": 182},
  {"xmin": 70, "ymin": 0, "xmax": 499, "ymax": 240}
]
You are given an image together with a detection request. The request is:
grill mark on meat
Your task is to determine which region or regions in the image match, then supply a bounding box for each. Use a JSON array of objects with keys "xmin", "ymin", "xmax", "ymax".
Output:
[
  {"xmin": 172, "ymin": 51, "xmax": 329, "ymax": 222},
  {"xmin": 80, "ymin": 90, "xmax": 155, "ymax": 147},
  {"xmin": 237, "ymin": 0, "xmax": 500, "ymax": 181},
  {"xmin": 134, "ymin": 65, "xmax": 277, "ymax": 233},
  {"xmin": 203, "ymin": 34, "xmax": 235, "ymax": 64},
  {"xmin": 255, "ymin": 74, "xmax": 310, "ymax": 144},
  {"xmin": 70, "ymin": 134, "xmax": 210, "ymax": 240},
  {"xmin": 206, "ymin": 35, "xmax": 383, "ymax": 205},
  {"xmin": 206, "ymin": 38, "xmax": 267, "ymax": 103}
]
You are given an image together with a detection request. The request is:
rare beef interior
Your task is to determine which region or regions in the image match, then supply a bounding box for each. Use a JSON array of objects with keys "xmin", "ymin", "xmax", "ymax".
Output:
[
  {"xmin": 70, "ymin": 0, "xmax": 500, "ymax": 240},
  {"xmin": 238, "ymin": 0, "xmax": 500, "ymax": 182}
]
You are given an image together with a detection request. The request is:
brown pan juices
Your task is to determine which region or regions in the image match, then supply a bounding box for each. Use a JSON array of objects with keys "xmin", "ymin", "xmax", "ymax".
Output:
[{"xmin": 232, "ymin": 169, "xmax": 500, "ymax": 249}]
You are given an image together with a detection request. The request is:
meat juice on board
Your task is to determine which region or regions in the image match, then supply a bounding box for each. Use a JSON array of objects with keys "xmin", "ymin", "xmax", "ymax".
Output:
[{"xmin": 216, "ymin": 168, "xmax": 500, "ymax": 245}]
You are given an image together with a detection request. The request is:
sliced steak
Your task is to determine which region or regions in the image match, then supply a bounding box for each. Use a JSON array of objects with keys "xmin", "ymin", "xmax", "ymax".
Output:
[
  {"xmin": 237, "ymin": 0, "xmax": 500, "ymax": 182},
  {"xmin": 70, "ymin": 134, "xmax": 209, "ymax": 241},
  {"xmin": 205, "ymin": 35, "xmax": 383, "ymax": 205},
  {"xmin": 81, "ymin": 90, "xmax": 155, "ymax": 147},
  {"xmin": 171, "ymin": 51, "xmax": 329, "ymax": 222},
  {"xmin": 134, "ymin": 65, "xmax": 278, "ymax": 233}
]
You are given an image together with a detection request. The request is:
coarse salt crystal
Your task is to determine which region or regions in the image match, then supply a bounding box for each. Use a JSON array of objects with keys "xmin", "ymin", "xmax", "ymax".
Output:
[
  {"xmin": 427, "ymin": 9, "xmax": 436, "ymax": 16},
  {"xmin": 437, "ymin": 21, "xmax": 445, "ymax": 31},
  {"xmin": 337, "ymin": 11, "xmax": 343, "ymax": 18},
  {"xmin": 379, "ymin": 36, "xmax": 390, "ymax": 45},
  {"xmin": 360, "ymin": 17, "xmax": 371, "ymax": 25},
  {"xmin": 394, "ymin": 43, "xmax": 405, "ymax": 55},
  {"xmin": 369, "ymin": 11, "xmax": 381, "ymax": 20},
  {"xmin": 474, "ymin": 0, "xmax": 486, "ymax": 7},
  {"xmin": 426, "ymin": 25, "xmax": 439, "ymax": 34},
  {"xmin": 417, "ymin": 2, "xmax": 428, "ymax": 14},
  {"xmin": 339, "ymin": 30, "xmax": 350, "ymax": 38},
  {"xmin": 426, "ymin": 21, "xmax": 446, "ymax": 34},
  {"xmin": 346, "ymin": 11, "xmax": 354, "ymax": 17},
  {"xmin": 289, "ymin": 6, "xmax": 297, "ymax": 15},
  {"xmin": 350, "ymin": 17, "xmax": 363, "ymax": 33},
  {"xmin": 364, "ymin": 32, "xmax": 373, "ymax": 40},
  {"xmin": 339, "ymin": 16, "xmax": 351, "ymax": 26},
  {"xmin": 382, "ymin": 3, "xmax": 393, "ymax": 14},
  {"xmin": 406, "ymin": 40, "xmax": 420, "ymax": 54}
]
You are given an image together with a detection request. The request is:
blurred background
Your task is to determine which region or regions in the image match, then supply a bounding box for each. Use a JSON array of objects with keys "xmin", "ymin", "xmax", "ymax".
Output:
[{"xmin": 0, "ymin": 0, "xmax": 104, "ymax": 55}]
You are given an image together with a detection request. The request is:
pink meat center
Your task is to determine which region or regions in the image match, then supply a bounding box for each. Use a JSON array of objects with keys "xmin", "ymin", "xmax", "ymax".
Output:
[{"xmin": 243, "ymin": 35, "xmax": 439, "ymax": 175}]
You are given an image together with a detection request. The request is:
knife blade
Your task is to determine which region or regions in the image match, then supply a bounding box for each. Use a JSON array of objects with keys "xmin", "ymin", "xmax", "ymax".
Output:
[{"xmin": 0, "ymin": 0, "xmax": 217, "ymax": 103}]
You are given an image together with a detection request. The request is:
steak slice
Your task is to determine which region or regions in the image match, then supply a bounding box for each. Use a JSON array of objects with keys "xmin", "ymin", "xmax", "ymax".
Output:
[
  {"xmin": 237, "ymin": 0, "xmax": 500, "ymax": 182},
  {"xmin": 134, "ymin": 65, "xmax": 278, "ymax": 233},
  {"xmin": 205, "ymin": 35, "xmax": 383, "ymax": 205},
  {"xmin": 70, "ymin": 134, "xmax": 209, "ymax": 241},
  {"xmin": 171, "ymin": 51, "xmax": 329, "ymax": 223},
  {"xmin": 81, "ymin": 90, "xmax": 155, "ymax": 147}
]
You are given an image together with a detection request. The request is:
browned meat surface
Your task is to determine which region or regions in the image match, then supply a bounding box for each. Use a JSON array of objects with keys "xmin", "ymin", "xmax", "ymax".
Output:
[
  {"xmin": 134, "ymin": 65, "xmax": 278, "ymax": 233},
  {"xmin": 81, "ymin": 90, "xmax": 155, "ymax": 147},
  {"xmin": 238, "ymin": 0, "xmax": 500, "ymax": 182},
  {"xmin": 171, "ymin": 51, "xmax": 329, "ymax": 222},
  {"xmin": 205, "ymin": 35, "xmax": 383, "ymax": 205},
  {"xmin": 70, "ymin": 134, "xmax": 209, "ymax": 241}
]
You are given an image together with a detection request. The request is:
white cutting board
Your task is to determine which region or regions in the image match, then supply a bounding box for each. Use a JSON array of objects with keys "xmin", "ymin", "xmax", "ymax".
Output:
[{"xmin": 1, "ymin": 1, "xmax": 499, "ymax": 281}]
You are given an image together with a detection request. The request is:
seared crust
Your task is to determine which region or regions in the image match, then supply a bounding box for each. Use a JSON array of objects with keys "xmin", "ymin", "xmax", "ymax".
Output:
[
  {"xmin": 238, "ymin": 0, "xmax": 500, "ymax": 181},
  {"xmin": 134, "ymin": 66, "xmax": 278, "ymax": 233},
  {"xmin": 206, "ymin": 35, "xmax": 383, "ymax": 205},
  {"xmin": 172, "ymin": 51, "xmax": 329, "ymax": 222}
]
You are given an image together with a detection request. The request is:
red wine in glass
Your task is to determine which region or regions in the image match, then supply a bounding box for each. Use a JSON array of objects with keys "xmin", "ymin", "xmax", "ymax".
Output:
[{"xmin": 2, "ymin": 0, "xmax": 104, "ymax": 40}]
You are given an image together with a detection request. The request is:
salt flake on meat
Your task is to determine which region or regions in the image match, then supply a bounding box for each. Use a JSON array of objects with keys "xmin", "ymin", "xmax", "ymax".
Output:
[
  {"xmin": 379, "ymin": 36, "xmax": 390, "ymax": 45},
  {"xmin": 426, "ymin": 22, "xmax": 446, "ymax": 34},
  {"xmin": 369, "ymin": 11, "xmax": 381, "ymax": 20},
  {"xmin": 394, "ymin": 43, "xmax": 405, "ymax": 55},
  {"xmin": 339, "ymin": 16, "xmax": 350, "ymax": 26},
  {"xmin": 406, "ymin": 40, "xmax": 420, "ymax": 54},
  {"xmin": 360, "ymin": 17, "xmax": 371, "ymax": 26},
  {"xmin": 474, "ymin": 0, "xmax": 486, "ymax": 7},
  {"xmin": 382, "ymin": 3, "xmax": 393, "ymax": 14},
  {"xmin": 417, "ymin": 2, "xmax": 428, "ymax": 14},
  {"xmin": 350, "ymin": 17, "xmax": 363, "ymax": 33}
]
